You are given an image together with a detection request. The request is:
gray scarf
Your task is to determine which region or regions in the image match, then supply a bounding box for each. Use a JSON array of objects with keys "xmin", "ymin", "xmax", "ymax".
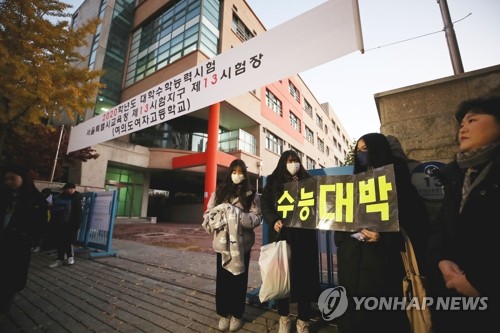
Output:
[
  {"xmin": 456, "ymin": 143, "xmax": 499, "ymax": 212},
  {"xmin": 456, "ymin": 142, "xmax": 499, "ymax": 169}
]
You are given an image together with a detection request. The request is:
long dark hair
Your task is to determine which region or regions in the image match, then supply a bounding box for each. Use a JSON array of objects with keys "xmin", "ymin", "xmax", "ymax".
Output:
[
  {"xmin": 1, "ymin": 164, "xmax": 39, "ymax": 196},
  {"xmin": 354, "ymin": 133, "xmax": 395, "ymax": 174},
  {"xmin": 265, "ymin": 150, "xmax": 310, "ymax": 191},
  {"xmin": 214, "ymin": 159, "xmax": 254, "ymax": 211}
]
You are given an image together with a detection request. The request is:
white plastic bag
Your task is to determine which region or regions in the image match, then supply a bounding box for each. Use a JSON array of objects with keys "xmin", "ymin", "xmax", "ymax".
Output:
[{"xmin": 258, "ymin": 240, "xmax": 291, "ymax": 303}]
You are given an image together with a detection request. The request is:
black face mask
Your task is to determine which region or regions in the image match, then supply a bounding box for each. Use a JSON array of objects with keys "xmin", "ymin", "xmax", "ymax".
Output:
[{"xmin": 356, "ymin": 151, "xmax": 369, "ymax": 167}]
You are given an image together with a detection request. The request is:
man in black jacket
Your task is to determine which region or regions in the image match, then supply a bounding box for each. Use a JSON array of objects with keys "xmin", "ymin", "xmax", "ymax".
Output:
[{"xmin": 49, "ymin": 182, "xmax": 83, "ymax": 268}]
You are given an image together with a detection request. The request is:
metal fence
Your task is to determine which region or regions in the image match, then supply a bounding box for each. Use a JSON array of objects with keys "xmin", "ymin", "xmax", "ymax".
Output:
[{"xmin": 76, "ymin": 190, "xmax": 119, "ymax": 258}]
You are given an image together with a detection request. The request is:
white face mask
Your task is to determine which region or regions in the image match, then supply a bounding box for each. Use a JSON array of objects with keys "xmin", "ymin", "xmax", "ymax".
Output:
[
  {"xmin": 286, "ymin": 162, "xmax": 300, "ymax": 176},
  {"xmin": 231, "ymin": 173, "xmax": 245, "ymax": 184}
]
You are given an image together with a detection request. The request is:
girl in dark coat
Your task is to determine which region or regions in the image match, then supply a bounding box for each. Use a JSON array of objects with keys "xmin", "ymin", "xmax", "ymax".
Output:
[
  {"xmin": 427, "ymin": 97, "xmax": 500, "ymax": 333},
  {"xmin": 0, "ymin": 165, "xmax": 48, "ymax": 314},
  {"xmin": 334, "ymin": 133, "xmax": 430, "ymax": 333},
  {"xmin": 261, "ymin": 150, "xmax": 320, "ymax": 333}
]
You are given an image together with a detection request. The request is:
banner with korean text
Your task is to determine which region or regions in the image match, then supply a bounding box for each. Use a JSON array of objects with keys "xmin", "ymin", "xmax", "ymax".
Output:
[
  {"xmin": 278, "ymin": 165, "xmax": 399, "ymax": 232},
  {"xmin": 67, "ymin": 0, "xmax": 363, "ymax": 152}
]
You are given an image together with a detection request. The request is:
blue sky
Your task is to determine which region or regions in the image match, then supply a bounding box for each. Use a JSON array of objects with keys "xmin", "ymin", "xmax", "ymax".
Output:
[{"xmin": 64, "ymin": 0, "xmax": 500, "ymax": 141}]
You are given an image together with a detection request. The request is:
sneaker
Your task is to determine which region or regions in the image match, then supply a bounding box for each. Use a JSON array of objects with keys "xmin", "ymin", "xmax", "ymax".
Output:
[
  {"xmin": 49, "ymin": 260, "xmax": 64, "ymax": 268},
  {"xmin": 218, "ymin": 315, "xmax": 230, "ymax": 331},
  {"xmin": 296, "ymin": 319, "xmax": 310, "ymax": 333},
  {"xmin": 66, "ymin": 257, "xmax": 75, "ymax": 265},
  {"xmin": 229, "ymin": 316, "xmax": 243, "ymax": 332},
  {"xmin": 278, "ymin": 316, "xmax": 291, "ymax": 333}
]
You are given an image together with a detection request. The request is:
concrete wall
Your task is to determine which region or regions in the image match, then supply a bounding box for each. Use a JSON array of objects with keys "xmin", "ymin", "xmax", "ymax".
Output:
[{"xmin": 375, "ymin": 65, "xmax": 500, "ymax": 164}]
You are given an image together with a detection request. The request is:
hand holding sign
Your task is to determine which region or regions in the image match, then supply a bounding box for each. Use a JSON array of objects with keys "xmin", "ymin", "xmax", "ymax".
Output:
[{"xmin": 279, "ymin": 164, "xmax": 400, "ymax": 232}]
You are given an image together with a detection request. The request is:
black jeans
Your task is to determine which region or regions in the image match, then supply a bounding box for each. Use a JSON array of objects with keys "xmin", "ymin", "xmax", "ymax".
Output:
[
  {"xmin": 215, "ymin": 251, "xmax": 251, "ymax": 319},
  {"xmin": 277, "ymin": 297, "xmax": 312, "ymax": 321}
]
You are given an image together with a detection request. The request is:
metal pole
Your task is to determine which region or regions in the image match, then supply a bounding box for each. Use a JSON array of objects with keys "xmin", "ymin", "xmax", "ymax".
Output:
[
  {"xmin": 437, "ymin": 0, "xmax": 464, "ymax": 74},
  {"xmin": 50, "ymin": 125, "xmax": 65, "ymax": 182},
  {"xmin": 256, "ymin": 161, "xmax": 262, "ymax": 193}
]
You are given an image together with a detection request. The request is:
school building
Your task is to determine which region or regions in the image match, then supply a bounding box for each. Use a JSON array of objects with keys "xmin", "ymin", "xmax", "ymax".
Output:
[{"xmin": 65, "ymin": 0, "xmax": 353, "ymax": 222}]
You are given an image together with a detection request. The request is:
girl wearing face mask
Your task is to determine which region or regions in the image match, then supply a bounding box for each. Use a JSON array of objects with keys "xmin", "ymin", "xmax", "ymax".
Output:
[
  {"xmin": 334, "ymin": 133, "xmax": 430, "ymax": 333},
  {"xmin": 261, "ymin": 150, "xmax": 320, "ymax": 333},
  {"xmin": 202, "ymin": 159, "xmax": 262, "ymax": 332}
]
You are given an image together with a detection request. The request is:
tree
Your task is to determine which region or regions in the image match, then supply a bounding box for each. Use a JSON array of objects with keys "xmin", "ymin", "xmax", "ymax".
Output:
[
  {"xmin": 341, "ymin": 139, "xmax": 357, "ymax": 166},
  {"xmin": 3, "ymin": 123, "xmax": 99, "ymax": 181},
  {"xmin": 0, "ymin": 0, "xmax": 103, "ymax": 158}
]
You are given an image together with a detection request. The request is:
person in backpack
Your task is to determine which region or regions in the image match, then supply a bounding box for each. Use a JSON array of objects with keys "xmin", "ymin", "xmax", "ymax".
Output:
[
  {"xmin": 49, "ymin": 182, "xmax": 83, "ymax": 268},
  {"xmin": 0, "ymin": 164, "xmax": 48, "ymax": 314}
]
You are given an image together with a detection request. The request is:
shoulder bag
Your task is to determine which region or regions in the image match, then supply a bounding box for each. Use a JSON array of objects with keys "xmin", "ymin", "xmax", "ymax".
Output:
[{"xmin": 401, "ymin": 228, "xmax": 433, "ymax": 333}]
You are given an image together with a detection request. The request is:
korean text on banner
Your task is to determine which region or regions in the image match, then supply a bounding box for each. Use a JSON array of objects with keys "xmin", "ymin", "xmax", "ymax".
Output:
[{"xmin": 67, "ymin": 0, "xmax": 363, "ymax": 152}]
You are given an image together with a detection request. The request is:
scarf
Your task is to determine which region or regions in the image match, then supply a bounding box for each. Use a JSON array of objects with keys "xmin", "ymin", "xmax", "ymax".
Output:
[
  {"xmin": 456, "ymin": 142, "xmax": 499, "ymax": 169},
  {"xmin": 456, "ymin": 143, "xmax": 499, "ymax": 212}
]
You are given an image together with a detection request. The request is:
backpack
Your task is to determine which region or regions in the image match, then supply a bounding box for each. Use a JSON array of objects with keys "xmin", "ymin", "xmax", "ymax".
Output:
[{"xmin": 51, "ymin": 197, "xmax": 72, "ymax": 224}]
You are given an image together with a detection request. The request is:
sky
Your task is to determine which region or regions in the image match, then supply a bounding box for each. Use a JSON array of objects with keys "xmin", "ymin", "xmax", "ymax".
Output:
[{"xmin": 63, "ymin": 0, "xmax": 500, "ymax": 141}]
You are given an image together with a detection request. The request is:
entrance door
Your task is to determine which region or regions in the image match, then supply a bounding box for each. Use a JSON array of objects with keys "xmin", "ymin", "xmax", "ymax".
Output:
[{"xmin": 106, "ymin": 167, "xmax": 144, "ymax": 218}]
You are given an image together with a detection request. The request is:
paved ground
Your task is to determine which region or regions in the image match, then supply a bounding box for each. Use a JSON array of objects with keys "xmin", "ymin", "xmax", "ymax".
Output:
[
  {"xmin": 112, "ymin": 221, "xmax": 263, "ymax": 261},
  {"xmin": 0, "ymin": 222, "xmax": 339, "ymax": 333}
]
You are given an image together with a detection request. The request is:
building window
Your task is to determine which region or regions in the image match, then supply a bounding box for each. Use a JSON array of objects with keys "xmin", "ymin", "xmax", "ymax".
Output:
[
  {"xmin": 266, "ymin": 89, "xmax": 282, "ymax": 116},
  {"xmin": 231, "ymin": 12, "xmax": 254, "ymax": 41},
  {"xmin": 326, "ymin": 147, "xmax": 330, "ymax": 157},
  {"xmin": 265, "ymin": 131, "xmax": 284, "ymax": 155},
  {"xmin": 318, "ymin": 138, "xmax": 325, "ymax": 153},
  {"xmin": 306, "ymin": 156, "xmax": 315, "ymax": 170},
  {"xmin": 305, "ymin": 126, "xmax": 314, "ymax": 144},
  {"xmin": 316, "ymin": 114, "xmax": 323, "ymax": 129},
  {"xmin": 289, "ymin": 80, "xmax": 300, "ymax": 103},
  {"xmin": 130, "ymin": 115, "xmax": 209, "ymax": 151},
  {"xmin": 289, "ymin": 111, "xmax": 301, "ymax": 132},
  {"xmin": 91, "ymin": 0, "xmax": 135, "ymax": 117},
  {"xmin": 125, "ymin": 0, "xmax": 220, "ymax": 87},
  {"xmin": 219, "ymin": 129, "xmax": 256, "ymax": 155},
  {"xmin": 289, "ymin": 146, "xmax": 304, "ymax": 161},
  {"xmin": 304, "ymin": 98, "xmax": 313, "ymax": 118}
]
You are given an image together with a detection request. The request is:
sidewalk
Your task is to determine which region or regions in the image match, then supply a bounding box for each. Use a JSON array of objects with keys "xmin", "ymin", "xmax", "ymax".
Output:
[{"xmin": 1, "ymin": 223, "xmax": 339, "ymax": 333}]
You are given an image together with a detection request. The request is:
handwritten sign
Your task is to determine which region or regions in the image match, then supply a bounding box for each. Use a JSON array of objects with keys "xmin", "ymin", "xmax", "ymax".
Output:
[{"xmin": 278, "ymin": 165, "xmax": 399, "ymax": 232}]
